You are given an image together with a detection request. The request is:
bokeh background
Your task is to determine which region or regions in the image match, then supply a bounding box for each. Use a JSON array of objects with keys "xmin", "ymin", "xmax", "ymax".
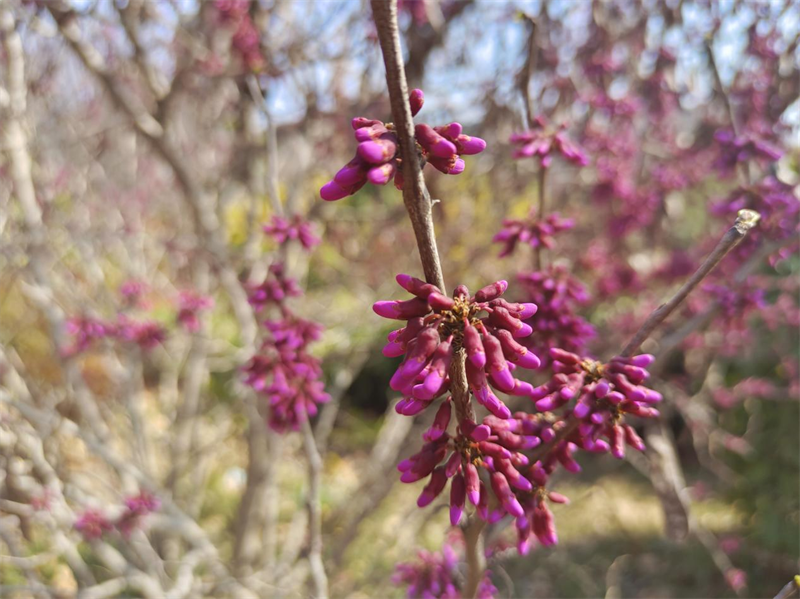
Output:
[{"xmin": 0, "ymin": 1, "xmax": 798, "ymax": 598}]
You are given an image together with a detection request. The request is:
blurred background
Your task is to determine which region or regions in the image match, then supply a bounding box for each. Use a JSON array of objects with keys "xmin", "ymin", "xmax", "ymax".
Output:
[{"xmin": 0, "ymin": 0, "xmax": 798, "ymax": 598}]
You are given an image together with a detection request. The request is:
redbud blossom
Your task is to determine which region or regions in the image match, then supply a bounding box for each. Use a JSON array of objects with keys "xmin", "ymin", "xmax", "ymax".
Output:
[
  {"xmin": 320, "ymin": 89, "xmax": 486, "ymax": 201},
  {"xmin": 375, "ymin": 275, "xmax": 540, "ymax": 417}
]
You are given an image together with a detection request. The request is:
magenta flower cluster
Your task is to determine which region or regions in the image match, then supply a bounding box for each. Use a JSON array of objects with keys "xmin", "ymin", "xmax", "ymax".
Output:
[
  {"xmin": 74, "ymin": 491, "xmax": 160, "ymax": 541},
  {"xmin": 214, "ymin": 0, "xmax": 264, "ymax": 71},
  {"xmin": 493, "ymin": 211, "xmax": 574, "ymax": 257},
  {"xmin": 398, "ymin": 345, "xmax": 660, "ymax": 552},
  {"xmin": 247, "ymin": 263, "xmax": 302, "ymax": 312},
  {"xmin": 393, "ymin": 536, "xmax": 497, "ymax": 599},
  {"xmin": 374, "ymin": 275, "xmax": 540, "ymax": 418},
  {"xmin": 509, "ymin": 116, "xmax": 588, "ymax": 168},
  {"xmin": 243, "ymin": 313, "xmax": 330, "ymax": 431},
  {"xmin": 176, "ymin": 291, "xmax": 214, "ymax": 333},
  {"xmin": 516, "ymin": 266, "xmax": 595, "ymax": 359},
  {"xmin": 243, "ymin": 219, "xmax": 329, "ymax": 431},
  {"xmin": 64, "ymin": 315, "xmax": 167, "ymax": 356},
  {"xmin": 531, "ymin": 349, "xmax": 661, "ymax": 450},
  {"xmin": 713, "ymin": 130, "xmax": 782, "ymax": 175},
  {"xmin": 320, "ymin": 89, "xmax": 486, "ymax": 201},
  {"xmin": 263, "ymin": 214, "xmax": 321, "ymax": 250}
]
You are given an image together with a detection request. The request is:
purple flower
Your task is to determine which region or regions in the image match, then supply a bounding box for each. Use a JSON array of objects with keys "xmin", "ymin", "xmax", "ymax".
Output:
[
  {"xmin": 510, "ymin": 117, "xmax": 588, "ymax": 168},
  {"xmin": 531, "ymin": 349, "xmax": 661, "ymax": 456},
  {"xmin": 63, "ymin": 316, "xmax": 113, "ymax": 356},
  {"xmin": 393, "ymin": 536, "xmax": 497, "ymax": 599},
  {"xmin": 74, "ymin": 509, "xmax": 113, "ymax": 541},
  {"xmin": 176, "ymin": 290, "xmax": 213, "ymax": 333},
  {"xmin": 119, "ymin": 279, "xmax": 148, "ymax": 305},
  {"xmin": 320, "ymin": 89, "xmax": 485, "ymax": 201},
  {"xmin": 115, "ymin": 317, "xmax": 167, "ymax": 350},
  {"xmin": 115, "ymin": 491, "xmax": 160, "ymax": 537},
  {"xmin": 493, "ymin": 211, "xmax": 574, "ymax": 257},
  {"xmin": 215, "ymin": 0, "xmax": 264, "ymax": 71},
  {"xmin": 400, "ymin": 409, "xmax": 572, "ymax": 552},
  {"xmin": 263, "ymin": 214, "xmax": 321, "ymax": 251},
  {"xmin": 375, "ymin": 275, "xmax": 540, "ymax": 418},
  {"xmin": 713, "ymin": 129, "xmax": 782, "ymax": 174},
  {"xmin": 516, "ymin": 266, "xmax": 595, "ymax": 360},
  {"xmin": 243, "ymin": 313, "xmax": 330, "ymax": 432},
  {"xmin": 247, "ymin": 263, "xmax": 302, "ymax": 312}
]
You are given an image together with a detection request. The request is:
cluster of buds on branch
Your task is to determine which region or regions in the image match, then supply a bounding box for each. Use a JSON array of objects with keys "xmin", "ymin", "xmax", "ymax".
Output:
[
  {"xmin": 320, "ymin": 89, "xmax": 486, "ymax": 201},
  {"xmin": 243, "ymin": 217, "xmax": 329, "ymax": 431},
  {"xmin": 375, "ymin": 276, "xmax": 539, "ymax": 418},
  {"xmin": 74, "ymin": 492, "xmax": 160, "ymax": 541}
]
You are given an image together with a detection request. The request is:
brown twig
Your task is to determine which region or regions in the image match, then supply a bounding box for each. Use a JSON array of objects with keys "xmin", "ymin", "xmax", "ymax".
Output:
[
  {"xmin": 620, "ymin": 209, "xmax": 760, "ymax": 358},
  {"xmin": 370, "ymin": 3, "xmax": 478, "ymax": 592},
  {"xmin": 47, "ymin": 4, "xmax": 257, "ymax": 348},
  {"xmin": 370, "ymin": 0, "xmax": 445, "ymax": 293},
  {"xmin": 517, "ymin": 13, "xmax": 539, "ymax": 130},
  {"xmin": 301, "ymin": 419, "xmax": 329, "ymax": 599},
  {"xmin": 534, "ymin": 164, "xmax": 547, "ymax": 270}
]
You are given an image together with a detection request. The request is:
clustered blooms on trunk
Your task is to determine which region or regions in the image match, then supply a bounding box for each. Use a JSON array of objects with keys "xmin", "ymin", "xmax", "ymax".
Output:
[
  {"xmin": 393, "ymin": 535, "xmax": 497, "ymax": 599},
  {"xmin": 263, "ymin": 214, "xmax": 321, "ymax": 250},
  {"xmin": 320, "ymin": 89, "xmax": 486, "ymax": 201},
  {"xmin": 74, "ymin": 491, "xmax": 159, "ymax": 541},
  {"xmin": 493, "ymin": 211, "xmax": 574, "ymax": 257},
  {"xmin": 516, "ymin": 266, "xmax": 595, "ymax": 360},
  {"xmin": 509, "ymin": 116, "xmax": 588, "ymax": 167},
  {"xmin": 176, "ymin": 291, "xmax": 214, "ymax": 333},
  {"xmin": 242, "ymin": 213, "xmax": 329, "ymax": 431},
  {"xmin": 374, "ymin": 275, "xmax": 540, "ymax": 418},
  {"xmin": 213, "ymin": 0, "xmax": 264, "ymax": 71}
]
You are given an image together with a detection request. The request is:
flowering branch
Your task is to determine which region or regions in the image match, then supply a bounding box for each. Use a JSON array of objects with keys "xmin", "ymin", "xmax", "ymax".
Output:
[
  {"xmin": 620, "ymin": 209, "xmax": 761, "ymax": 358},
  {"xmin": 370, "ymin": 0, "xmax": 445, "ymax": 293}
]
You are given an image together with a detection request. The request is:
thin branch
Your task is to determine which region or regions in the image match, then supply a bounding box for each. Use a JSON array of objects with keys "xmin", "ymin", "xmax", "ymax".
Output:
[
  {"xmin": 534, "ymin": 164, "xmax": 547, "ymax": 270},
  {"xmin": 461, "ymin": 516, "xmax": 487, "ymax": 599},
  {"xmin": 620, "ymin": 209, "xmax": 760, "ymax": 357},
  {"xmin": 370, "ymin": 0, "xmax": 445, "ymax": 293},
  {"xmin": 301, "ymin": 419, "xmax": 329, "ymax": 599},
  {"xmin": 47, "ymin": 4, "xmax": 257, "ymax": 347},
  {"xmin": 517, "ymin": 13, "xmax": 539, "ymax": 130}
]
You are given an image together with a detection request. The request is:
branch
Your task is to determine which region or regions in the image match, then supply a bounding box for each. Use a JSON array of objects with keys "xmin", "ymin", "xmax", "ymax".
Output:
[
  {"xmin": 47, "ymin": 4, "xmax": 257, "ymax": 347},
  {"xmin": 516, "ymin": 13, "xmax": 539, "ymax": 130},
  {"xmin": 370, "ymin": 0, "xmax": 445, "ymax": 292},
  {"xmin": 301, "ymin": 419, "xmax": 329, "ymax": 599},
  {"xmin": 620, "ymin": 209, "xmax": 760, "ymax": 357}
]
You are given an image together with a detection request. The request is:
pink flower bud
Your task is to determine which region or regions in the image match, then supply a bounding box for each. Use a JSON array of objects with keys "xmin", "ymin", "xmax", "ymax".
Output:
[
  {"xmin": 490, "ymin": 472, "xmax": 524, "ymax": 518},
  {"xmin": 417, "ymin": 467, "xmax": 448, "ymax": 507},
  {"xmin": 409, "ymin": 89, "xmax": 424, "ymax": 116},
  {"xmin": 450, "ymin": 473, "xmax": 466, "ymax": 525},
  {"xmin": 372, "ymin": 297, "xmax": 430, "ymax": 320},
  {"xmin": 415, "ymin": 123, "xmax": 457, "ymax": 158},
  {"xmin": 475, "ymin": 280, "xmax": 508, "ymax": 302}
]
